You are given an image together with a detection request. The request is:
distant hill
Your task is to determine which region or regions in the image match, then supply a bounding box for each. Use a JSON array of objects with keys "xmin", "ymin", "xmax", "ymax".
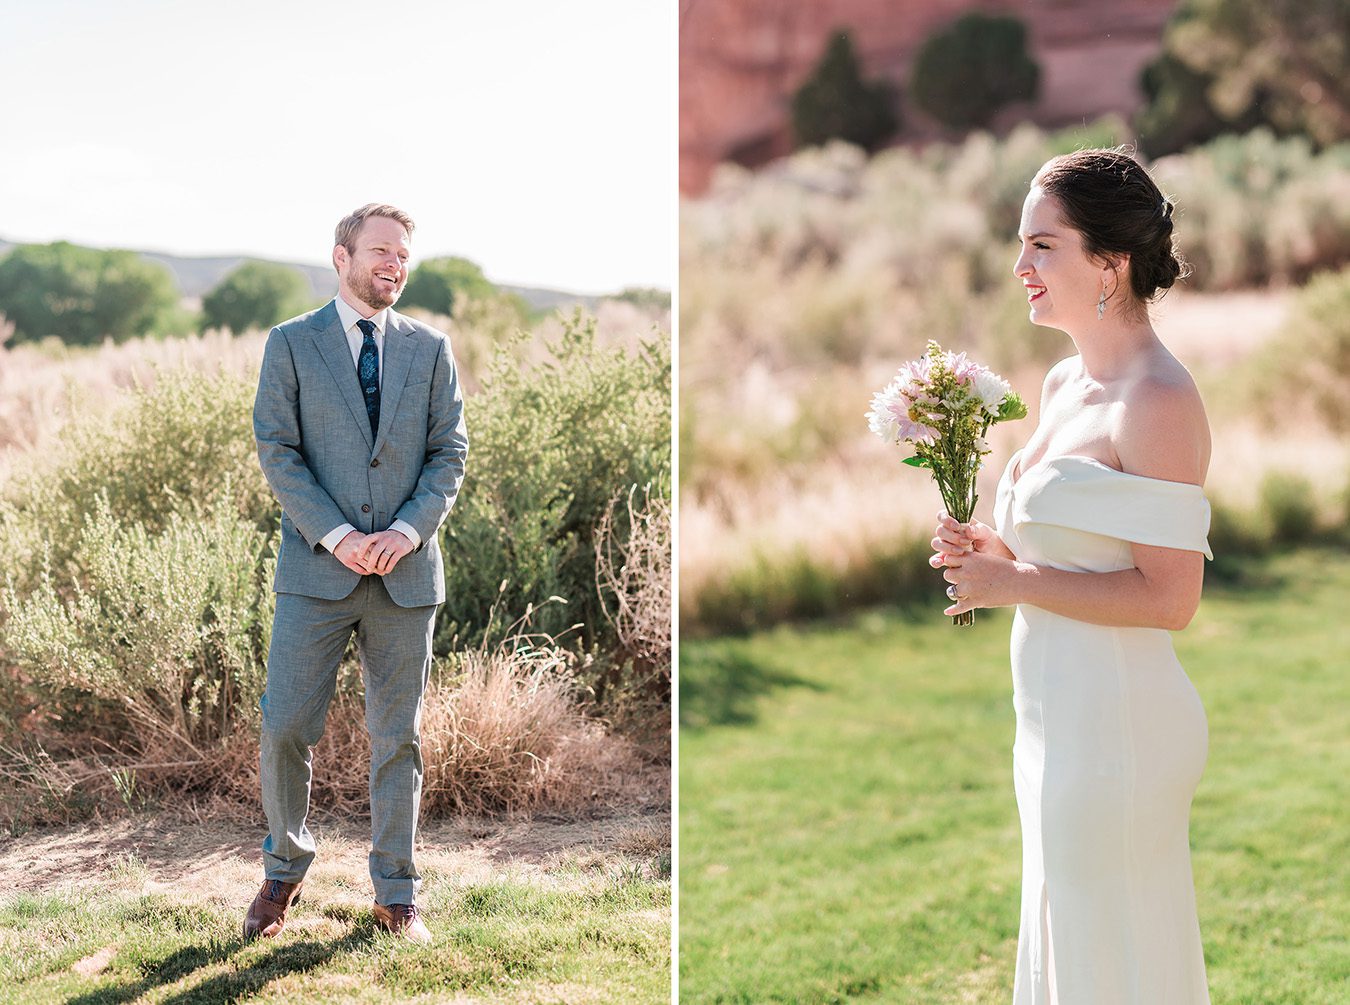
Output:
[
  {"xmin": 0, "ymin": 237, "xmax": 633, "ymax": 314},
  {"xmin": 138, "ymin": 250, "xmax": 338, "ymax": 301}
]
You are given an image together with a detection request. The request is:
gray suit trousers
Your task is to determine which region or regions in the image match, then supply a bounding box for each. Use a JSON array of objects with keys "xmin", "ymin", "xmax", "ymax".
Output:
[{"xmin": 260, "ymin": 575, "xmax": 436, "ymax": 906}]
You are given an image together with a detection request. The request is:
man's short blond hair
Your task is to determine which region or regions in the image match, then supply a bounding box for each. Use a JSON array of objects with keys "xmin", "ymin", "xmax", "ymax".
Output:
[{"xmin": 334, "ymin": 203, "xmax": 415, "ymax": 256}]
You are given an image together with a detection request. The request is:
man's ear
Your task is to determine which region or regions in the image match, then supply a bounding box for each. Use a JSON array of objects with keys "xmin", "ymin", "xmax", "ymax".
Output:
[{"xmin": 333, "ymin": 243, "xmax": 349, "ymax": 273}]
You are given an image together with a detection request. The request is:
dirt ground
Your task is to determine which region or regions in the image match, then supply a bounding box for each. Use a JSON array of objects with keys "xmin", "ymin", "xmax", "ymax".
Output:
[{"xmin": 0, "ymin": 791, "xmax": 671, "ymax": 909}]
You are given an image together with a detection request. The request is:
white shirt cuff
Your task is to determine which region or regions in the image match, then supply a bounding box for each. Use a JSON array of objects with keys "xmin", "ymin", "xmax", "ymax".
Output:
[
  {"xmin": 321, "ymin": 523, "xmax": 357, "ymax": 553},
  {"xmin": 390, "ymin": 519, "xmax": 421, "ymax": 549}
]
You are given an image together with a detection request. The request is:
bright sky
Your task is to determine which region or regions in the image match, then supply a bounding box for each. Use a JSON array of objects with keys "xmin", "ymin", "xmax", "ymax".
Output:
[{"xmin": 0, "ymin": 0, "xmax": 673, "ymax": 294}]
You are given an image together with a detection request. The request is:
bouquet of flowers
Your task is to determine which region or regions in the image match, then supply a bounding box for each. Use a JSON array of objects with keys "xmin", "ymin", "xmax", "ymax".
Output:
[{"xmin": 867, "ymin": 340, "xmax": 1027, "ymax": 626}]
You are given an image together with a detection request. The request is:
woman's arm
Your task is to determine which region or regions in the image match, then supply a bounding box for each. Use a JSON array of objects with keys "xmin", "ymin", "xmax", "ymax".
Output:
[{"xmin": 943, "ymin": 546, "xmax": 1204, "ymax": 630}]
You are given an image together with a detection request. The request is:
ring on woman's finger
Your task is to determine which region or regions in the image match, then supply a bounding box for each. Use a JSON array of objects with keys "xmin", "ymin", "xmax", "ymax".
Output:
[{"xmin": 946, "ymin": 584, "xmax": 963, "ymax": 601}]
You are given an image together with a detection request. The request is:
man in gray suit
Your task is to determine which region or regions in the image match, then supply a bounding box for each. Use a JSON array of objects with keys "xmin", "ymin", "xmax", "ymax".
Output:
[{"xmin": 247, "ymin": 203, "xmax": 468, "ymax": 943}]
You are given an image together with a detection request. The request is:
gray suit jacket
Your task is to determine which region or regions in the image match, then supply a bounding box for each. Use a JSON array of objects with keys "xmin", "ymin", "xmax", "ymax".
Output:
[{"xmin": 253, "ymin": 300, "xmax": 468, "ymax": 607}]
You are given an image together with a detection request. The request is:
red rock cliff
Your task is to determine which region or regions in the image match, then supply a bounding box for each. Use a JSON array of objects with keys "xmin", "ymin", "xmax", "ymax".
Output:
[{"xmin": 680, "ymin": 0, "xmax": 1179, "ymax": 193}]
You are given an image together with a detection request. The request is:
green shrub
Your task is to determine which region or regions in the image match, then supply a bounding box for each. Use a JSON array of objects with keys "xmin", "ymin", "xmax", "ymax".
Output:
[
  {"xmin": 437, "ymin": 314, "xmax": 670, "ymax": 650},
  {"xmin": 0, "ymin": 370, "xmax": 271, "ymax": 594},
  {"xmin": 910, "ymin": 13, "xmax": 1039, "ymax": 130},
  {"xmin": 791, "ymin": 31, "xmax": 898, "ymax": 151},
  {"xmin": 0, "ymin": 242, "xmax": 180, "ymax": 344},
  {"xmin": 1204, "ymin": 472, "xmax": 1344, "ymax": 581},
  {"xmin": 201, "ymin": 260, "xmax": 313, "ymax": 335},
  {"xmin": 1154, "ymin": 131, "xmax": 1350, "ymax": 289},
  {"xmin": 1259, "ymin": 472, "xmax": 1321, "ymax": 544},
  {"xmin": 683, "ymin": 536, "xmax": 936, "ymax": 637},
  {"xmin": 1255, "ymin": 265, "xmax": 1350, "ymax": 430},
  {"xmin": 0, "ymin": 370, "xmax": 276, "ymax": 773},
  {"xmin": 2, "ymin": 495, "xmax": 274, "ymax": 751},
  {"xmin": 1205, "ymin": 497, "xmax": 1271, "ymax": 562}
]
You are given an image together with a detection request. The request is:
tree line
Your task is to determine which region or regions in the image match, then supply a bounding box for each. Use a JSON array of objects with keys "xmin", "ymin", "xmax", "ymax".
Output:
[
  {"xmin": 790, "ymin": 0, "xmax": 1347, "ymax": 157},
  {"xmin": 0, "ymin": 243, "xmax": 519, "ymax": 346}
]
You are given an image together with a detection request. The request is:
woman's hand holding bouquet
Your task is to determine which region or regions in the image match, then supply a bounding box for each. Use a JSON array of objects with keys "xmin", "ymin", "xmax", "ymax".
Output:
[{"xmin": 868, "ymin": 341, "xmax": 1027, "ymax": 626}]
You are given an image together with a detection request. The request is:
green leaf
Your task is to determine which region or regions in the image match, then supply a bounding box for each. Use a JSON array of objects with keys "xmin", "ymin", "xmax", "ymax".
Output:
[{"xmin": 902, "ymin": 456, "xmax": 930, "ymax": 468}]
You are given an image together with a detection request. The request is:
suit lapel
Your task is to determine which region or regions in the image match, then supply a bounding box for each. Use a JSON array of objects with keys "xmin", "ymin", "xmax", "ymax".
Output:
[
  {"xmin": 373, "ymin": 310, "xmax": 415, "ymax": 454},
  {"xmin": 310, "ymin": 302, "xmax": 375, "ymax": 451}
]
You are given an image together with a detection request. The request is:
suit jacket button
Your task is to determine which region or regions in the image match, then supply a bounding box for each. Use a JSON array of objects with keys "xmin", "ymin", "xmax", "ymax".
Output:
[
  {"xmin": 370, "ymin": 459, "xmax": 380, "ymax": 468},
  {"xmin": 361, "ymin": 504, "xmax": 371, "ymax": 513}
]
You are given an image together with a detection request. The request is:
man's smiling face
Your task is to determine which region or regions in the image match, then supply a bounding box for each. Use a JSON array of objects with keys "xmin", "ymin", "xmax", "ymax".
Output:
[{"xmin": 336, "ymin": 215, "xmax": 411, "ymax": 312}]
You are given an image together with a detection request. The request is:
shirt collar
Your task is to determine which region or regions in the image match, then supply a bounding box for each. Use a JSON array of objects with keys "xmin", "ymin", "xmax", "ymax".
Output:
[{"xmin": 334, "ymin": 295, "xmax": 388, "ymax": 336}]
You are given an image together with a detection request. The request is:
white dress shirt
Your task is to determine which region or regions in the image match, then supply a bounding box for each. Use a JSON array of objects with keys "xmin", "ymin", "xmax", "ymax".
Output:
[{"xmin": 319, "ymin": 295, "xmax": 422, "ymax": 555}]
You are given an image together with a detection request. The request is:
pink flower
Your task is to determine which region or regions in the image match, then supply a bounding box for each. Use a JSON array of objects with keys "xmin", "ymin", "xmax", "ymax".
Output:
[
  {"xmin": 867, "ymin": 382, "xmax": 939, "ymax": 446},
  {"xmin": 898, "ymin": 415, "xmax": 939, "ymax": 445},
  {"xmin": 897, "ymin": 356, "xmax": 932, "ymax": 391},
  {"xmin": 946, "ymin": 351, "xmax": 979, "ymax": 386}
]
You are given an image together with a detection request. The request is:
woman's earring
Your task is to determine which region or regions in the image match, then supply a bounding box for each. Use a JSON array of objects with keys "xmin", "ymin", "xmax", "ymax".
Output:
[{"xmin": 1097, "ymin": 286, "xmax": 1107, "ymax": 320}]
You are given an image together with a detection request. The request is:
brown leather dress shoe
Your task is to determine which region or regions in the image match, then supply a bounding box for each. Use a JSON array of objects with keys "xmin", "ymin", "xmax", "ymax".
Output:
[
  {"xmin": 243, "ymin": 878, "xmax": 304, "ymax": 940},
  {"xmin": 372, "ymin": 901, "xmax": 432, "ymax": 943}
]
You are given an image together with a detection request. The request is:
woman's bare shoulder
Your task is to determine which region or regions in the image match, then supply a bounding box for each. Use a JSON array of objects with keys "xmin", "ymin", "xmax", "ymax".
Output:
[
  {"xmin": 1039, "ymin": 354, "xmax": 1080, "ymax": 403},
  {"xmin": 1116, "ymin": 352, "xmax": 1211, "ymax": 484}
]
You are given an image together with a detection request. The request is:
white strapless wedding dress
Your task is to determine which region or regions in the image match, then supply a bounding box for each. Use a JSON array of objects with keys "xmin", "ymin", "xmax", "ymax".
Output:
[{"xmin": 994, "ymin": 450, "xmax": 1213, "ymax": 1005}]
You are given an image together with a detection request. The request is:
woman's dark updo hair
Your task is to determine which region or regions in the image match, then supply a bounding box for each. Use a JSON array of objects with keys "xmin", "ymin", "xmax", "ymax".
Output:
[{"xmin": 1033, "ymin": 147, "xmax": 1191, "ymax": 311}]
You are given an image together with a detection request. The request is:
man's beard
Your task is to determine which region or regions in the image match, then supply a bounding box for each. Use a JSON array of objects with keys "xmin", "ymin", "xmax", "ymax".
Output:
[{"xmin": 351, "ymin": 268, "xmax": 400, "ymax": 311}]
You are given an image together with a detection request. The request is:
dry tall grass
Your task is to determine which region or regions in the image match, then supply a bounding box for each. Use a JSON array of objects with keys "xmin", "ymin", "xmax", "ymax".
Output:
[
  {"xmin": 0, "ymin": 299, "xmax": 669, "ymax": 488},
  {"xmin": 0, "ymin": 633, "xmax": 649, "ymax": 829},
  {"xmin": 0, "ymin": 329, "xmax": 262, "ymax": 483},
  {"xmin": 420, "ymin": 644, "xmax": 638, "ymax": 815},
  {"xmin": 196, "ymin": 640, "xmax": 642, "ymax": 820}
]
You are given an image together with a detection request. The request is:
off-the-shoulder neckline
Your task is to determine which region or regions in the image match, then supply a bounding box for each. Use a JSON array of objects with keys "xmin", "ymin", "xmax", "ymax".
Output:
[{"xmin": 1007, "ymin": 447, "xmax": 1205, "ymax": 492}]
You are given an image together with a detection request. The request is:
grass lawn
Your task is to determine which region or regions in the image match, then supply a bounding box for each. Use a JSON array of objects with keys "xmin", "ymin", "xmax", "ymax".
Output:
[
  {"xmin": 0, "ymin": 810, "xmax": 671, "ymax": 1003},
  {"xmin": 679, "ymin": 549, "xmax": 1350, "ymax": 1003}
]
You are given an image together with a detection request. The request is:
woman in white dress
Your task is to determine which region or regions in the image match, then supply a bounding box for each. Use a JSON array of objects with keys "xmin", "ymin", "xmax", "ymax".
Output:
[{"xmin": 932, "ymin": 149, "xmax": 1213, "ymax": 1004}]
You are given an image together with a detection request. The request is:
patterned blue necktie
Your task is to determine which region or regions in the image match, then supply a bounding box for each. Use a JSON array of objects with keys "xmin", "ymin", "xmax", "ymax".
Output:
[{"xmin": 356, "ymin": 318, "xmax": 380, "ymax": 437}]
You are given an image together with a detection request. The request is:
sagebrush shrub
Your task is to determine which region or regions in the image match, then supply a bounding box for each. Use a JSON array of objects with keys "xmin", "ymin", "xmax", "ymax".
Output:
[
  {"xmin": 3, "ymin": 495, "xmax": 274, "ymax": 750},
  {"xmin": 436, "ymin": 313, "xmax": 671, "ymax": 651},
  {"xmin": 1246, "ymin": 264, "xmax": 1350, "ymax": 434},
  {"xmin": 0, "ymin": 369, "xmax": 271, "ymax": 595},
  {"xmin": 1153, "ymin": 130, "xmax": 1350, "ymax": 288}
]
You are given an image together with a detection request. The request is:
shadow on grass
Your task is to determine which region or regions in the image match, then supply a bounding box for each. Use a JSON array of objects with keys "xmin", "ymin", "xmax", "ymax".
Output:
[
  {"xmin": 65, "ymin": 924, "xmax": 375, "ymax": 1005},
  {"xmin": 683, "ymin": 536, "xmax": 944, "ymax": 638},
  {"xmin": 679, "ymin": 644, "xmax": 824, "ymax": 731}
]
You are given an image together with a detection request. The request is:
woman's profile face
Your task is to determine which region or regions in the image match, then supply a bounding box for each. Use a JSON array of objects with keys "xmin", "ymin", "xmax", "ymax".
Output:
[{"xmin": 1013, "ymin": 186, "xmax": 1111, "ymax": 332}]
